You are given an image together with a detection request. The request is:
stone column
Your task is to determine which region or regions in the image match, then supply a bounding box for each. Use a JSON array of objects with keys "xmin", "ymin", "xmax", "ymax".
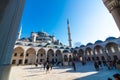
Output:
[
  {"xmin": 35, "ymin": 51, "xmax": 38, "ymax": 64},
  {"xmin": 22, "ymin": 50, "xmax": 26, "ymax": 65},
  {"xmin": 102, "ymin": 0, "xmax": 120, "ymax": 31},
  {"xmin": 0, "ymin": 0, "xmax": 25, "ymax": 80},
  {"xmin": 103, "ymin": 49, "xmax": 108, "ymax": 61}
]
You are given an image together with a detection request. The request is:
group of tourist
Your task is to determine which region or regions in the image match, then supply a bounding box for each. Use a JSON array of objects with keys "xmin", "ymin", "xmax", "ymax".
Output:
[
  {"xmin": 35, "ymin": 61, "xmax": 53, "ymax": 73},
  {"xmin": 93, "ymin": 60, "xmax": 120, "ymax": 71}
]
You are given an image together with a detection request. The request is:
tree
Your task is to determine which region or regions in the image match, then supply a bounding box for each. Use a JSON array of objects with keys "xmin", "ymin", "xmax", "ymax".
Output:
[{"xmin": 74, "ymin": 42, "xmax": 81, "ymax": 47}]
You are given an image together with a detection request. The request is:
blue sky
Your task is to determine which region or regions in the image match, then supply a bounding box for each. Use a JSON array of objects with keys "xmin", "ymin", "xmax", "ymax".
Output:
[{"xmin": 20, "ymin": 0, "xmax": 120, "ymax": 47}]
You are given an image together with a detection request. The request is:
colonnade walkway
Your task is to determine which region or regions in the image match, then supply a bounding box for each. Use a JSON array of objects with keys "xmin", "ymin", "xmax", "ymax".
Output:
[{"xmin": 9, "ymin": 62, "xmax": 120, "ymax": 80}]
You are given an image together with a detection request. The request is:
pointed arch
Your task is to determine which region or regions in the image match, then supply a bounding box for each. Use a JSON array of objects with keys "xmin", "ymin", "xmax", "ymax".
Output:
[
  {"xmin": 55, "ymin": 50, "xmax": 62, "ymax": 62},
  {"xmin": 85, "ymin": 47, "xmax": 93, "ymax": 61},
  {"xmin": 37, "ymin": 48, "xmax": 46, "ymax": 63},
  {"xmin": 11, "ymin": 47, "xmax": 24, "ymax": 65},
  {"xmin": 105, "ymin": 42, "xmax": 119, "ymax": 60},
  {"xmin": 25, "ymin": 48, "xmax": 36, "ymax": 64},
  {"xmin": 94, "ymin": 45, "xmax": 103, "ymax": 55},
  {"xmin": 94, "ymin": 45, "xmax": 105, "ymax": 61},
  {"xmin": 78, "ymin": 49, "xmax": 84, "ymax": 62},
  {"xmin": 47, "ymin": 49, "xmax": 54, "ymax": 62}
]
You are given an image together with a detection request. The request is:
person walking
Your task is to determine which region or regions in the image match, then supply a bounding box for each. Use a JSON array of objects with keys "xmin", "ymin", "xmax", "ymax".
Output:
[
  {"xmin": 72, "ymin": 61, "xmax": 76, "ymax": 71},
  {"xmin": 43, "ymin": 62, "xmax": 46, "ymax": 70},
  {"xmin": 94, "ymin": 61, "xmax": 99, "ymax": 71},
  {"xmin": 49, "ymin": 63, "xmax": 53, "ymax": 70},
  {"xmin": 46, "ymin": 63, "xmax": 49, "ymax": 74}
]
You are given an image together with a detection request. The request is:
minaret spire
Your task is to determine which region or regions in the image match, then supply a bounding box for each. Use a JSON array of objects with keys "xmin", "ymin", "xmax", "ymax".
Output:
[
  {"xmin": 67, "ymin": 19, "xmax": 72, "ymax": 47},
  {"xmin": 18, "ymin": 25, "xmax": 22, "ymax": 40}
]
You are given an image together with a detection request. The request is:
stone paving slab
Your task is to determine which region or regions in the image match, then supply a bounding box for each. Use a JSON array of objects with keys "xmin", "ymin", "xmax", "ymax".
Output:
[{"xmin": 9, "ymin": 62, "xmax": 120, "ymax": 80}]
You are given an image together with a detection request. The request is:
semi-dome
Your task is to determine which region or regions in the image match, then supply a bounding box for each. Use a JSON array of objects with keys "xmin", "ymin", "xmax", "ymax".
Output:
[
  {"xmin": 105, "ymin": 37, "xmax": 116, "ymax": 41},
  {"xmin": 86, "ymin": 43, "xmax": 93, "ymax": 46},
  {"xmin": 95, "ymin": 40, "xmax": 103, "ymax": 44}
]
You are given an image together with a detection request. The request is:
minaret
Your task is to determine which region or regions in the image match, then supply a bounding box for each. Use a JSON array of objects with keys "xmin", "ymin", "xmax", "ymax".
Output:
[
  {"xmin": 102, "ymin": 0, "xmax": 120, "ymax": 31},
  {"xmin": 67, "ymin": 19, "xmax": 72, "ymax": 47},
  {"xmin": 18, "ymin": 25, "xmax": 22, "ymax": 40}
]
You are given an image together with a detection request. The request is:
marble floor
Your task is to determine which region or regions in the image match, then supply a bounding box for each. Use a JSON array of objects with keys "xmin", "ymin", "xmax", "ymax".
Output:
[{"xmin": 9, "ymin": 62, "xmax": 120, "ymax": 80}]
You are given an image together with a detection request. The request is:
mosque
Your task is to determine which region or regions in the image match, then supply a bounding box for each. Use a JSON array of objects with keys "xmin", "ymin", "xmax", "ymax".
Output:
[
  {"xmin": 1, "ymin": 0, "xmax": 120, "ymax": 80},
  {"xmin": 11, "ymin": 0, "xmax": 120, "ymax": 66},
  {"xmin": 11, "ymin": 20, "xmax": 73, "ymax": 65},
  {"xmin": 11, "ymin": 22, "xmax": 120, "ymax": 66}
]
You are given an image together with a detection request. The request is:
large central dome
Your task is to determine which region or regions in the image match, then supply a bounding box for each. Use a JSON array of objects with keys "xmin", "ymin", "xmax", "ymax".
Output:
[{"xmin": 37, "ymin": 31, "xmax": 49, "ymax": 37}]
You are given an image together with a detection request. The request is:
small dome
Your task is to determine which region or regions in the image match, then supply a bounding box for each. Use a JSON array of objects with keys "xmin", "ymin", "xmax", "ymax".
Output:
[
  {"xmin": 95, "ymin": 40, "xmax": 103, "ymax": 44},
  {"xmin": 70, "ymin": 48, "xmax": 74, "ymax": 52},
  {"xmin": 66, "ymin": 47, "xmax": 70, "ymax": 49},
  {"xmin": 20, "ymin": 37, "xmax": 30, "ymax": 42},
  {"xmin": 28, "ymin": 43, "xmax": 33, "ymax": 46},
  {"xmin": 86, "ymin": 43, "xmax": 93, "ymax": 46},
  {"xmin": 80, "ymin": 45, "xmax": 85, "ymax": 47},
  {"xmin": 106, "ymin": 37, "xmax": 116, "ymax": 41},
  {"xmin": 75, "ymin": 47, "xmax": 79, "ymax": 49},
  {"xmin": 63, "ymin": 50, "xmax": 70, "ymax": 53},
  {"xmin": 54, "ymin": 46, "xmax": 58, "ymax": 48},
  {"xmin": 60, "ymin": 47, "xmax": 64, "ymax": 49},
  {"xmin": 16, "ymin": 42, "xmax": 22, "ymax": 45},
  {"xmin": 37, "ymin": 45, "xmax": 43, "ymax": 47}
]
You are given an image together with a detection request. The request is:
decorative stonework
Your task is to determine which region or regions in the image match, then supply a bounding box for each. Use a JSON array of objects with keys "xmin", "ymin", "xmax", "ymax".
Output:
[
  {"xmin": 103, "ymin": 0, "xmax": 120, "ymax": 30},
  {"xmin": 103, "ymin": 0, "xmax": 120, "ymax": 12}
]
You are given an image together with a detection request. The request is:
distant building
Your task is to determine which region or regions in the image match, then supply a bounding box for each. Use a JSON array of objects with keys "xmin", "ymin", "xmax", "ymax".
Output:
[
  {"xmin": 11, "ymin": 31, "xmax": 73, "ymax": 65},
  {"xmin": 74, "ymin": 37, "xmax": 120, "ymax": 62}
]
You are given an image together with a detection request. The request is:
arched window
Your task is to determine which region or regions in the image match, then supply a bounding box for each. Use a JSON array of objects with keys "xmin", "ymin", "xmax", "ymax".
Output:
[
  {"xmin": 87, "ymin": 51, "xmax": 89, "ymax": 55},
  {"xmin": 111, "ymin": 47, "xmax": 115, "ymax": 53},
  {"xmin": 14, "ymin": 53, "xmax": 17, "ymax": 56},
  {"xmin": 41, "ymin": 54, "xmax": 43, "ymax": 57},
  {"xmin": 20, "ymin": 53, "xmax": 23, "ymax": 57},
  {"xmin": 95, "ymin": 49, "xmax": 97, "ymax": 54},
  {"xmin": 91, "ymin": 51, "xmax": 93, "ymax": 55},
  {"xmin": 106, "ymin": 49, "xmax": 108, "ymax": 53},
  {"xmin": 100, "ymin": 49, "xmax": 103, "ymax": 54},
  {"xmin": 52, "ymin": 53, "xmax": 54, "ymax": 57},
  {"xmin": 118, "ymin": 46, "xmax": 120, "ymax": 52}
]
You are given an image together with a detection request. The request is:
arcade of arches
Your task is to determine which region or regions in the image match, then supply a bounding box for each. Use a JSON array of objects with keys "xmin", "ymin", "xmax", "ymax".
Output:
[
  {"xmin": 74, "ymin": 41, "xmax": 120, "ymax": 62},
  {"xmin": 11, "ymin": 46, "xmax": 72, "ymax": 65}
]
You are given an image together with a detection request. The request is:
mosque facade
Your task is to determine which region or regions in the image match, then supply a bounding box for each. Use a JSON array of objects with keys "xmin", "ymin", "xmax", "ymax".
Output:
[
  {"xmin": 73, "ymin": 37, "xmax": 120, "ymax": 62},
  {"xmin": 11, "ymin": 31, "xmax": 73, "ymax": 65}
]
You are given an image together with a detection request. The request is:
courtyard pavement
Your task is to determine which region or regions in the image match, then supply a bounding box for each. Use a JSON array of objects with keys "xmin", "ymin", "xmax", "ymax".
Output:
[{"xmin": 9, "ymin": 62, "xmax": 120, "ymax": 80}]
